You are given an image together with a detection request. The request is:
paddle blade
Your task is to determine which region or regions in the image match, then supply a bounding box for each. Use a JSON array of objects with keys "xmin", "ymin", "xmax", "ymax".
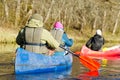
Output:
[
  {"xmin": 59, "ymin": 45, "xmax": 100, "ymax": 71},
  {"xmin": 75, "ymin": 51, "xmax": 100, "ymax": 71},
  {"xmin": 80, "ymin": 56, "xmax": 100, "ymax": 71}
]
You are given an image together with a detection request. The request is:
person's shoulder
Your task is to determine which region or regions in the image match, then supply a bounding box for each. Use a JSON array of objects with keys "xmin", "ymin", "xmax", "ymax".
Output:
[
  {"xmin": 43, "ymin": 28, "xmax": 49, "ymax": 32},
  {"xmin": 42, "ymin": 28, "xmax": 51, "ymax": 34},
  {"xmin": 20, "ymin": 26, "xmax": 28, "ymax": 30},
  {"xmin": 94, "ymin": 34, "xmax": 100, "ymax": 37},
  {"xmin": 19, "ymin": 26, "xmax": 26, "ymax": 33}
]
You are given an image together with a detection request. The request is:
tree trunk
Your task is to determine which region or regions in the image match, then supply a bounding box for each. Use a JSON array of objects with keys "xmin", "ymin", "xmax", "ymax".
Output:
[
  {"xmin": 112, "ymin": 10, "xmax": 120, "ymax": 35},
  {"xmin": 93, "ymin": 17, "xmax": 97, "ymax": 30},
  {"xmin": 44, "ymin": 0, "xmax": 55, "ymax": 24},
  {"xmin": 30, "ymin": 0, "xmax": 34, "ymax": 13},
  {"xmin": 102, "ymin": 10, "xmax": 107, "ymax": 32},
  {"xmin": 19, "ymin": 10, "xmax": 32, "ymax": 28},
  {"xmin": 24, "ymin": 0, "xmax": 28, "ymax": 12},
  {"xmin": 15, "ymin": 0, "xmax": 21, "ymax": 27},
  {"xmin": 19, "ymin": 0, "xmax": 34, "ymax": 28},
  {"xmin": 2, "ymin": 0, "xmax": 9, "ymax": 22}
]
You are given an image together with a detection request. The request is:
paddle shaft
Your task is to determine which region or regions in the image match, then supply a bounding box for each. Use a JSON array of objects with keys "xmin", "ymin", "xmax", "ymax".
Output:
[
  {"xmin": 60, "ymin": 45, "xmax": 100, "ymax": 71},
  {"xmin": 59, "ymin": 45, "xmax": 80, "ymax": 57}
]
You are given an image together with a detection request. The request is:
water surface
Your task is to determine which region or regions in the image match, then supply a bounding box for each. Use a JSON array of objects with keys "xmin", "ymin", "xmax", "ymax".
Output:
[{"xmin": 0, "ymin": 43, "xmax": 120, "ymax": 80}]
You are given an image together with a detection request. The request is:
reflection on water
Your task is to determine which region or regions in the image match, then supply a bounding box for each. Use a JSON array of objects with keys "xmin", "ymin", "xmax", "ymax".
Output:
[
  {"xmin": 15, "ymin": 68, "xmax": 72, "ymax": 80},
  {"xmin": 0, "ymin": 43, "xmax": 17, "ymax": 77},
  {"xmin": 0, "ymin": 44, "xmax": 120, "ymax": 80},
  {"xmin": 0, "ymin": 43, "xmax": 18, "ymax": 63}
]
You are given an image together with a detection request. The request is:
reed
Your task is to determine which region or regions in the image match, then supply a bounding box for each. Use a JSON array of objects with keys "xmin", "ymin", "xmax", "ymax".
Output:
[{"xmin": 0, "ymin": 27, "xmax": 17, "ymax": 43}]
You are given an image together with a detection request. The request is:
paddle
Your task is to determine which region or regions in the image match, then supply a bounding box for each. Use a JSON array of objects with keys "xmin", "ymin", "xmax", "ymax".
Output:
[{"xmin": 59, "ymin": 45, "xmax": 100, "ymax": 71}]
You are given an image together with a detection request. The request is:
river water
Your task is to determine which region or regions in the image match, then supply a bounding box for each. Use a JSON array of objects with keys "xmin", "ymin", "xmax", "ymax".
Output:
[{"xmin": 0, "ymin": 44, "xmax": 120, "ymax": 80}]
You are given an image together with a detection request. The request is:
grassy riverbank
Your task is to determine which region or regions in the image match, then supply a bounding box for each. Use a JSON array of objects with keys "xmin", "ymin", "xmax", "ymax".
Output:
[
  {"xmin": 0, "ymin": 27, "xmax": 18, "ymax": 43},
  {"xmin": 67, "ymin": 29, "xmax": 120, "ymax": 51},
  {"xmin": 0, "ymin": 27, "xmax": 120, "ymax": 51}
]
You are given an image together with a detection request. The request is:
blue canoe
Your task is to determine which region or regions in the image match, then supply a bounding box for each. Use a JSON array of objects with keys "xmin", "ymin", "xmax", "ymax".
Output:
[
  {"xmin": 15, "ymin": 67, "xmax": 72, "ymax": 80},
  {"xmin": 15, "ymin": 48, "xmax": 73, "ymax": 74}
]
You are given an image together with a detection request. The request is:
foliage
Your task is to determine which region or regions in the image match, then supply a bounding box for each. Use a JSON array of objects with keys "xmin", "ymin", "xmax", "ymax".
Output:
[{"xmin": 0, "ymin": 0, "xmax": 120, "ymax": 43}]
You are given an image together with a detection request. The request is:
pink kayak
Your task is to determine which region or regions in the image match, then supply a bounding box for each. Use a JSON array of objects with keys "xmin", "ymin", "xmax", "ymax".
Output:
[{"xmin": 80, "ymin": 46, "xmax": 120, "ymax": 60}]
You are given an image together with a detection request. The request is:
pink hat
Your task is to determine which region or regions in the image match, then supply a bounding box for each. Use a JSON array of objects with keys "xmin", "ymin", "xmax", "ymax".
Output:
[{"xmin": 54, "ymin": 22, "xmax": 63, "ymax": 29}]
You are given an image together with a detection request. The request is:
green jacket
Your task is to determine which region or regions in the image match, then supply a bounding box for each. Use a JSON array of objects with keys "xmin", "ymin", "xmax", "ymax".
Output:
[{"xmin": 16, "ymin": 19, "xmax": 59, "ymax": 54}]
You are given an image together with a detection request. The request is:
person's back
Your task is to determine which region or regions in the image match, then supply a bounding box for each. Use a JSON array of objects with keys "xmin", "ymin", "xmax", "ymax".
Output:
[
  {"xmin": 50, "ymin": 22, "xmax": 73, "ymax": 52},
  {"xmin": 86, "ymin": 29, "xmax": 105, "ymax": 51},
  {"xmin": 50, "ymin": 22, "xmax": 64, "ymax": 45},
  {"xmin": 16, "ymin": 14, "xmax": 60, "ymax": 55}
]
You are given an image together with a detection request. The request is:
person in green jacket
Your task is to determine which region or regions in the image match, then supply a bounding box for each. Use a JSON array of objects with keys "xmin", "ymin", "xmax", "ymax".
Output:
[
  {"xmin": 50, "ymin": 21, "xmax": 73, "ymax": 55},
  {"xmin": 16, "ymin": 13, "xmax": 60, "ymax": 55},
  {"xmin": 50, "ymin": 22, "xmax": 73, "ymax": 47}
]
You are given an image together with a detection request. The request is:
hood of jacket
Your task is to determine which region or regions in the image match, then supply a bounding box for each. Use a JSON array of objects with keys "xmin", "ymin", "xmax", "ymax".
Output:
[{"xmin": 26, "ymin": 19, "xmax": 43, "ymax": 28}]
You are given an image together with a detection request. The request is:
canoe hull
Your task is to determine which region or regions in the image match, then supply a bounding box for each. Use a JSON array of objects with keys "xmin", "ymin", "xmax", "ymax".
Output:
[
  {"xmin": 81, "ymin": 46, "xmax": 120, "ymax": 60},
  {"xmin": 15, "ymin": 48, "xmax": 73, "ymax": 74}
]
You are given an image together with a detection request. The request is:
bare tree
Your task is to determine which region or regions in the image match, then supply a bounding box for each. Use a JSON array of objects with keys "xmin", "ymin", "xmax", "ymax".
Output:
[
  {"xmin": 44, "ymin": 0, "xmax": 55, "ymax": 24},
  {"xmin": 112, "ymin": 10, "xmax": 120, "ymax": 35},
  {"xmin": 15, "ymin": 0, "xmax": 21, "ymax": 27},
  {"xmin": 102, "ymin": 10, "xmax": 107, "ymax": 32},
  {"xmin": 2, "ymin": 0, "xmax": 9, "ymax": 22},
  {"xmin": 30, "ymin": 0, "xmax": 34, "ymax": 14},
  {"xmin": 24, "ymin": 0, "xmax": 28, "ymax": 12},
  {"xmin": 93, "ymin": 17, "xmax": 97, "ymax": 30},
  {"xmin": 19, "ymin": 0, "xmax": 34, "ymax": 28},
  {"xmin": 0, "ymin": 0, "xmax": 120, "ymax": 36}
]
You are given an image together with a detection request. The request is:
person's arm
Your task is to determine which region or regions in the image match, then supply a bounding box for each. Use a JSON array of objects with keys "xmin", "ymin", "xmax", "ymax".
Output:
[
  {"xmin": 86, "ymin": 37, "xmax": 93, "ymax": 48},
  {"xmin": 42, "ymin": 29, "xmax": 60, "ymax": 49},
  {"xmin": 62, "ymin": 32, "xmax": 73, "ymax": 47},
  {"xmin": 103, "ymin": 37, "xmax": 105, "ymax": 45},
  {"xmin": 16, "ymin": 28, "xmax": 25, "ymax": 47}
]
